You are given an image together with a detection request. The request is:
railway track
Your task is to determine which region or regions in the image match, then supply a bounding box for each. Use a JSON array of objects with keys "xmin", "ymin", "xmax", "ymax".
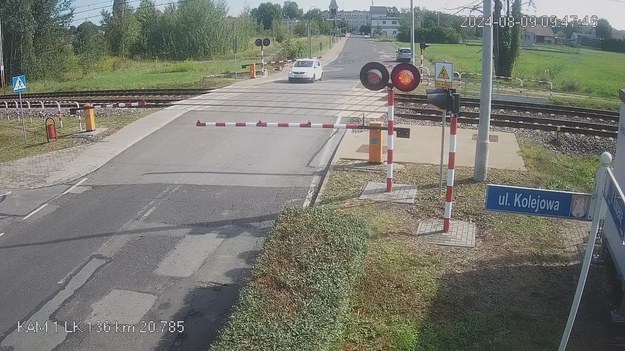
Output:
[
  {"xmin": 0, "ymin": 89, "xmax": 619, "ymax": 137},
  {"xmin": 0, "ymin": 88, "xmax": 212, "ymax": 99},
  {"xmin": 0, "ymin": 88, "xmax": 213, "ymax": 108},
  {"xmin": 395, "ymin": 93, "xmax": 620, "ymax": 123},
  {"xmin": 396, "ymin": 93, "xmax": 620, "ymax": 138}
]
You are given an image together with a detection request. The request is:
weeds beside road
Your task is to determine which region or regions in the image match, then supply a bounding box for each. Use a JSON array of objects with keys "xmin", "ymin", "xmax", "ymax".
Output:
[
  {"xmin": 316, "ymin": 141, "xmax": 615, "ymax": 350},
  {"xmin": 0, "ymin": 109, "xmax": 153, "ymax": 163}
]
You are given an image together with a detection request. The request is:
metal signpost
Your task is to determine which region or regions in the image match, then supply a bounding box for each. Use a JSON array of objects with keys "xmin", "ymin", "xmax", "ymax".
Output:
[
  {"xmin": 233, "ymin": 37, "xmax": 238, "ymax": 80},
  {"xmin": 439, "ymin": 110, "xmax": 446, "ymax": 195},
  {"xmin": 12, "ymin": 75, "xmax": 27, "ymax": 143},
  {"xmin": 434, "ymin": 62, "xmax": 454, "ymax": 195}
]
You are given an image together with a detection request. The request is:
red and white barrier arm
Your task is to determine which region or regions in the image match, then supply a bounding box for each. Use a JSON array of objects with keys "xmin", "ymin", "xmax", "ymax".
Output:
[
  {"xmin": 443, "ymin": 113, "xmax": 459, "ymax": 233},
  {"xmin": 196, "ymin": 121, "xmax": 364, "ymax": 129},
  {"xmin": 97, "ymin": 101, "xmax": 146, "ymax": 108}
]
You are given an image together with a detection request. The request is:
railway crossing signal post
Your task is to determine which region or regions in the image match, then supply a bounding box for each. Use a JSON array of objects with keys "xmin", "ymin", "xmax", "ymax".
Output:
[
  {"xmin": 359, "ymin": 61, "xmax": 420, "ymax": 192},
  {"xmin": 254, "ymin": 38, "xmax": 271, "ymax": 77}
]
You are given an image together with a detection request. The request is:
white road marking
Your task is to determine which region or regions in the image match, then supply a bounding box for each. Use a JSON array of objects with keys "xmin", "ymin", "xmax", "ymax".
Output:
[
  {"xmin": 61, "ymin": 177, "xmax": 88, "ymax": 195},
  {"xmin": 0, "ymin": 191, "xmax": 11, "ymax": 197},
  {"xmin": 0, "ymin": 233, "xmax": 4, "ymax": 238},
  {"xmin": 23, "ymin": 203, "xmax": 49, "ymax": 220}
]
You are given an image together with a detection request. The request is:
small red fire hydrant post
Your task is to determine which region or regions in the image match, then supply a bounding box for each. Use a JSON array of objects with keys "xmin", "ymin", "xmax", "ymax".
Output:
[{"xmin": 45, "ymin": 117, "xmax": 57, "ymax": 142}]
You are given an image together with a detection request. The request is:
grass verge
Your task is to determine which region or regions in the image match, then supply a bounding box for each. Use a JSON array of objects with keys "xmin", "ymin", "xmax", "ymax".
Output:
[
  {"xmin": 21, "ymin": 36, "xmax": 333, "ymax": 92},
  {"xmin": 211, "ymin": 207, "xmax": 371, "ymax": 351},
  {"xmin": 394, "ymin": 41, "xmax": 625, "ymax": 104},
  {"xmin": 316, "ymin": 142, "xmax": 614, "ymax": 350},
  {"xmin": 0, "ymin": 110, "xmax": 154, "ymax": 163}
]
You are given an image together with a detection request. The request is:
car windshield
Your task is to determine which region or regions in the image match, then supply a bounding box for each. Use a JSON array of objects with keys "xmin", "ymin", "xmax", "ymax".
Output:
[
  {"xmin": 399, "ymin": 49, "xmax": 411, "ymax": 54},
  {"xmin": 294, "ymin": 61, "xmax": 313, "ymax": 67}
]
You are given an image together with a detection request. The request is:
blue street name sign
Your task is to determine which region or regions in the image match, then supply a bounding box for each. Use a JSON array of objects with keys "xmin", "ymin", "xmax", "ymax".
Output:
[
  {"xmin": 485, "ymin": 184, "xmax": 592, "ymax": 220},
  {"xmin": 604, "ymin": 171, "xmax": 625, "ymax": 239}
]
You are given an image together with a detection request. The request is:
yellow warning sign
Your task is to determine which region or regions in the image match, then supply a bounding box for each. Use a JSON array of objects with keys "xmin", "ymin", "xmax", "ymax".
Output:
[
  {"xmin": 438, "ymin": 66, "xmax": 450, "ymax": 80},
  {"xmin": 434, "ymin": 61, "xmax": 454, "ymax": 89},
  {"xmin": 435, "ymin": 81, "xmax": 452, "ymax": 89}
]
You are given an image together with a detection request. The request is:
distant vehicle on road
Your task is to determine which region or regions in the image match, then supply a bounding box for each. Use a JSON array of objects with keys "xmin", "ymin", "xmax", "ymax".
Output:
[
  {"xmin": 396, "ymin": 47, "xmax": 412, "ymax": 62},
  {"xmin": 288, "ymin": 58, "xmax": 323, "ymax": 83}
]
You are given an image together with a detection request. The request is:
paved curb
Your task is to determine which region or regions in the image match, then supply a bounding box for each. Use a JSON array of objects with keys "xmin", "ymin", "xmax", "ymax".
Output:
[{"xmin": 312, "ymin": 130, "xmax": 347, "ymax": 207}]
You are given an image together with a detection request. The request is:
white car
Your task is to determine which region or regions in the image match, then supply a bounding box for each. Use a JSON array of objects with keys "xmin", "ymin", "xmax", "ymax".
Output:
[{"xmin": 288, "ymin": 58, "xmax": 323, "ymax": 83}]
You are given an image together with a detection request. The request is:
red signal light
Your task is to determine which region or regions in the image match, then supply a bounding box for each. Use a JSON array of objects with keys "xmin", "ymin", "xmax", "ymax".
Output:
[{"xmin": 390, "ymin": 63, "xmax": 421, "ymax": 92}]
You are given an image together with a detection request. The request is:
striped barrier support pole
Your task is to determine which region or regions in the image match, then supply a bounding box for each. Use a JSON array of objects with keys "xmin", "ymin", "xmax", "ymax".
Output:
[
  {"xmin": 56, "ymin": 101, "xmax": 63, "ymax": 128},
  {"xmin": 3, "ymin": 101, "xmax": 8, "ymax": 120},
  {"xmin": 387, "ymin": 88, "xmax": 395, "ymax": 192},
  {"xmin": 26, "ymin": 101, "xmax": 32, "ymax": 122},
  {"xmin": 443, "ymin": 112, "xmax": 459, "ymax": 232}
]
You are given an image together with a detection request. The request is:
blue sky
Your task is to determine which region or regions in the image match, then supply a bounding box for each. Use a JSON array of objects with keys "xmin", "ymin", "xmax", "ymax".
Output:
[{"xmin": 71, "ymin": 0, "xmax": 625, "ymax": 30}]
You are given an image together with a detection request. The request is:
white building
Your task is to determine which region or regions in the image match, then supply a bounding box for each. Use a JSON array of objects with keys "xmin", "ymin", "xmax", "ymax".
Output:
[
  {"xmin": 368, "ymin": 6, "xmax": 400, "ymax": 38},
  {"xmin": 337, "ymin": 10, "xmax": 370, "ymax": 32},
  {"xmin": 371, "ymin": 16, "xmax": 400, "ymax": 37}
]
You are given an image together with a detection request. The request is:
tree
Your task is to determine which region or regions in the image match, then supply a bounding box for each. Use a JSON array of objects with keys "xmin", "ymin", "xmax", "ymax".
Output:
[
  {"xmin": 254, "ymin": 2, "xmax": 283, "ymax": 30},
  {"xmin": 176, "ymin": 0, "xmax": 230, "ymax": 59},
  {"xmin": 283, "ymin": 1, "xmax": 302, "ymax": 20},
  {"xmin": 1, "ymin": 0, "xmax": 75, "ymax": 79},
  {"xmin": 387, "ymin": 6, "xmax": 399, "ymax": 17},
  {"xmin": 101, "ymin": 0, "xmax": 140, "ymax": 57},
  {"xmin": 303, "ymin": 8, "xmax": 331, "ymax": 35},
  {"xmin": 595, "ymin": 18, "xmax": 613, "ymax": 39},
  {"xmin": 492, "ymin": 0, "xmax": 526, "ymax": 77},
  {"xmin": 134, "ymin": 0, "xmax": 161, "ymax": 57},
  {"xmin": 359, "ymin": 24, "xmax": 371, "ymax": 35},
  {"xmin": 374, "ymin": 24, "xmax": 383, "ymax": 37},
  {"xmin": 74, "ymin": 22, "xmax": 106, "ymax": 76}
]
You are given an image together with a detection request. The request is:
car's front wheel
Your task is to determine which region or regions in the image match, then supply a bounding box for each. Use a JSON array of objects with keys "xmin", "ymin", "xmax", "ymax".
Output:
[
  {"xmin": 319, "ymin": 73, "xmax": 323, "ymax": 81},
  {"xmin": 311, "ymin": 74, "xmax": 316, "ymax": 83}
]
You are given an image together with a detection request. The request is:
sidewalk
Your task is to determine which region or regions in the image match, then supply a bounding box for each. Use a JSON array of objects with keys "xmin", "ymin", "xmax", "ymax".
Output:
[
  {"xmin": 332, "ymin": 124, "xmax": 526, "ymax": 170},
  {"xmin": 0, "ymin": 37, "xmax": 349, "ymax": 191}
]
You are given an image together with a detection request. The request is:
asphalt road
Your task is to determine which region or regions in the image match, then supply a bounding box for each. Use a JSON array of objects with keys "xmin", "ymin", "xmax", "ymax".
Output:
[{"xmin": 0, "ymin": 35, "xmax": 399, "ymax": 351}]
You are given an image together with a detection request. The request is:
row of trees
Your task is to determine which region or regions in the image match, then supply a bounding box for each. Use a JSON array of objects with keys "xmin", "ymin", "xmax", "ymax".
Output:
[
  {"xmin": 0, "ymin": 0, "xmax": 260, "ymax": 81},
  {"xmin": 2, "ymin": 0, "xmax": 620, "ymax": 83},
  {"xmin": 96, "ymin": 0, "xmax": 257, "ymax": 60}
]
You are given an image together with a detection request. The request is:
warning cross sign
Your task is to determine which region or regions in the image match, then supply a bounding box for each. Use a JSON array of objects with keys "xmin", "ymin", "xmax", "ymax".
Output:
[{"xmin": 434, "ymin": 62, "xmax": 453, "ymax": 89}]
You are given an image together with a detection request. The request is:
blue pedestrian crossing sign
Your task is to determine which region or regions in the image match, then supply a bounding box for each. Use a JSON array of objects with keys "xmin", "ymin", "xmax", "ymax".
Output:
[{"xmin": 12, "ymin": 75, "xmax": 26, "ymax": 93}]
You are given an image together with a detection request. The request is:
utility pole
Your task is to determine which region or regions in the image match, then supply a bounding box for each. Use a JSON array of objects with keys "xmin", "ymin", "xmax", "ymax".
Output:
[
  {"xmin": 308, "ymin": 22, "xmax": 312, "ymax": 58},
  {"xmin": 0, "ymin": 17, "xmax": 5, "ymax": 95},
  {"xmin": 410, "ymin": 0, "xmax": 415, "ymax": 65},
  {"xmin": 473, "ymin": 0, "xmax": 494, "ymax": 181}
]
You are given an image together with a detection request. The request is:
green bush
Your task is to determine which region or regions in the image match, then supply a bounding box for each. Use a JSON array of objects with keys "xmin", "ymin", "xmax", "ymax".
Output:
[
  {"xmin": 281, "ymin": 39, "xmax": 307, "ymax": 60},
  {"xmin": 153, "ymin": 61, "xmax": 196, "ymax": 74},
  {"xmin": 560, "ymin": 79, "xmax": 581, "ymax": 92},
  {"xmin": 96, "ymin": 56, "xmax": 125, "ymax": 72},
  {"xmin": 211, "ymin": 207, "xmax": 371, "ymax": 351}
]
